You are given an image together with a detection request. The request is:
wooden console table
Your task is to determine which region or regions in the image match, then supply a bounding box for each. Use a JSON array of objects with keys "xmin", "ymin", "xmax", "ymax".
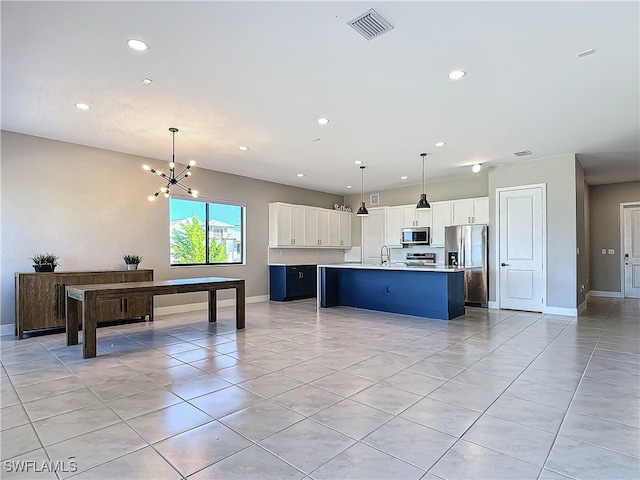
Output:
[{"xmin": 66, "ymin": 277, "xmax": 245, "ymax": 358}]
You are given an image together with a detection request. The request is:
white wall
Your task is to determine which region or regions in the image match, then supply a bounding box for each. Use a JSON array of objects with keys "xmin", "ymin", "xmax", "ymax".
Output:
[{"xmin": 0, "ymin": 131, "xmax": 344, "ymax": 325}]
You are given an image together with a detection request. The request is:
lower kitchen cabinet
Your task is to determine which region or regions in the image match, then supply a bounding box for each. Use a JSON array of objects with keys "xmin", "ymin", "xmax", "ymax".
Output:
[
  {"xmin": 269, "ymin": 265, "xmax": 317, "ymax": 301},
  {"xmin": 14, "ymin": 269, "xmax": 154, "ymax": 338}
]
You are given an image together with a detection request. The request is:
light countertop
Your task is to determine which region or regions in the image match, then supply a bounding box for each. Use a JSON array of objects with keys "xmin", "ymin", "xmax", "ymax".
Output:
[{"xmin": 316, "ymin": 263, "xmax": 468, "ymax": 273}]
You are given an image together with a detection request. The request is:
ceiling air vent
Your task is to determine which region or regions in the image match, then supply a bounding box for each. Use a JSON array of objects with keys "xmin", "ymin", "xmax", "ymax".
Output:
[
  {"xmin": 513, "ymin": 150, "xmax": 532, "ymax": 157},
  {"xmin": 348, "ymin": 9, "xmax": 393, "ymax": 41}
]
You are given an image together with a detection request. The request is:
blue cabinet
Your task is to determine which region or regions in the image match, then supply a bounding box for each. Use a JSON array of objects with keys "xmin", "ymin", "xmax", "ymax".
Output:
[{"xmin": 269, "ymin": 265, "xmax": 317, "ymax": 301}]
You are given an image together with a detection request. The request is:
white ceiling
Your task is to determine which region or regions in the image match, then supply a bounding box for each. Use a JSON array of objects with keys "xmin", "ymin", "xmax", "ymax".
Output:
[{"xmin": 2, "ymin": 1, "xmax": 639, "ymax": 194}]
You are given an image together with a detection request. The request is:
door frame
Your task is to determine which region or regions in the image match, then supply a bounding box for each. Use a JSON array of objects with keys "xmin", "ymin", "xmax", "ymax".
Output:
[
  {"xmin": 495, "ymin": 183, "xmax": 547, "ymax": 311},
  {"xmin": 620, "ymin": 201, "xmax": 640, "ymax": 298}
]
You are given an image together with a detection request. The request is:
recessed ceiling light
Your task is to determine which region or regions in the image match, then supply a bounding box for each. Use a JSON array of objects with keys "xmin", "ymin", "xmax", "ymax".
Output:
[
  {"xmin": 472, "ymin": 163, "xmax": 482, "ymax": 173},
  {"xmin": 577, "ymin": 48, "xmax": 596, "ymax": 58},
  {"xmin": 297, "ymin": 173, "xmax": 305, "ymax": 177},
  {"xmin": 435, "ymin": 142, "xmax": 446, "ymax": 147},
  {"xmin": 74, "ymin": 103, "xmax": 91, "ymax": 110},
  {"xmin": 346, "ymin": 185, "xmax": 352, "ymax": 189},
  {"xmin": 400, "ymin": 176, "xmax": 408, "ymax": 180},
  {"xmin": 448, "ymin": 70, "xmax": 466, "ymax": 80},
  {"xmin": 127, "ymin": 39, "xmax": 150, "ymax": 51},
  {"xmin": 239, "ymin": 146, "xmax": 250, "ymax": 151},
  {"xmin": 317, "ymin": 118, "xmax": 329, "ymax": 125},
  {"xmin": 142, "ymin": 78, "xmax": 152, "ymax": 85},
  {"xmin": 354, "ymin": 160, "xmax": 363, "ymax": 165}
]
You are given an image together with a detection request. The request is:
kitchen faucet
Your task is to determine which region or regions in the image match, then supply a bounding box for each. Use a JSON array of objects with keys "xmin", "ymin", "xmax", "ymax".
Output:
[{"xmin": 380, "ymin": 245, "xmax": 390, "ymax": 265}]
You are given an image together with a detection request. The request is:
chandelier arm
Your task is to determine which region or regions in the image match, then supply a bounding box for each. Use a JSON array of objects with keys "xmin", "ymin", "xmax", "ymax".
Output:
[{"xmin": 172, "ymin": 182, "xmax": 192, "ymax": 193}]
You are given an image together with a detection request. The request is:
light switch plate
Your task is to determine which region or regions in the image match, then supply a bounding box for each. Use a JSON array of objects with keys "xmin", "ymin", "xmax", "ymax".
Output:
[
  {"xmin": 608, "ymin": 249, "xmax": 615, "ymax": 254},
  {"xmin": 601, "ymin": 249, "xmax": 607, "ymax": 254}
]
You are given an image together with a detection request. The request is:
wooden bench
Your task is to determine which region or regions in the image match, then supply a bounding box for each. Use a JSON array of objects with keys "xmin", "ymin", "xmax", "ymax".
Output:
[{"xmin": 66, "ymin": 277, "xmax": 245, "ymax": 358}]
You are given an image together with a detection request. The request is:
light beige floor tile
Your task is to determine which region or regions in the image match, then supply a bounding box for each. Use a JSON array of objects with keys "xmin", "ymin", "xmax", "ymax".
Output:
[
  {"xmin": 400, "ymin": 396, "xmax": 481, "ymax": 437},
  {"xmin": 259, "ymin": 418, "xmax": 355, "ymax": 474},
  {"xmin": 218, "ymin": 399, "xmax": 305, "ymax": 441},
  {"xmin": 430, "ymin": 439, "xmax": 541, "ymax": 479},
  {"xmin": 310, "ymin": 371, "xmax": 375, "ymax": 397},
  {"xmin": 1, "ymin": 404, "xmax": 30, "ymax": 431},
  {"xmin": 0, "ymin": 423, "xmax": 42, "ymax": 461},
  {"xmin": 310, "ymin": 398, "xmax": 393, "ymax": 440},
  {"xmin": 166, "ymin": 373, "xmax": 232, "ymax": 400},
  {"xmin": 15, "ymin": 376, "xmax": 86, "ymax": 403},
  {"xmin": 310, "ymin": 442, "xmax": 425, "ymax": 480},
  {"xmin": 153, "ymin": 420, "xmax": 252, "ymax": 477},
  {"xmin": 33, "ymin": 403, "xmax": 121, "ymax": 446},
  {"xmin": 106, "ymin": 387, "xmax": 182, "ymax": 420},
  {"xmin": 349, "ymin": 383, "xmax": 422, "ymax": 415},
  {"xmin": 189, "ymin": 385, "xmax": 265, "ymax": 419},
  {"xmin": 127, "ymin": 402, "xmax": 213, "ymax": 443},
  {"xmin": 22, "ymin": 388, "xmax": 103, "ymax": 422},
  {"xmin": 189, "ymin": 444, "xmax": 304, "ymax": 480},
  {"xmin": 0, "ymin": 448, "xmax": 58, "ymax": 479},
  {"xmin": 70, "ymin": 446, "xmax": 182, "ymax": 479},
  {"xmin": 45, "ymin": 422, "xmax": 147, "ymax": 478},
  {"xmin": 362, "ymin": 417, "xmax": 456, "ymax": 470},
  {"xmin": 271, "ymin": 384, "xmax": 343, "ymax": 416}
]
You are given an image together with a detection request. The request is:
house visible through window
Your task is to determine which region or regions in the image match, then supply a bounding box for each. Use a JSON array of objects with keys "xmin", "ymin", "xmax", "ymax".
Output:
[{"xmin": 169, "ymin": 197, "xmax": 244, "ymax": 266}]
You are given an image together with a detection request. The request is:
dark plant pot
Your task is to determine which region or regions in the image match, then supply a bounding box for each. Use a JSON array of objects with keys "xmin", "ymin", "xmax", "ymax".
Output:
[{"xmin": 34, "ymin": 265, "xmax": 55, "ymax": 273}]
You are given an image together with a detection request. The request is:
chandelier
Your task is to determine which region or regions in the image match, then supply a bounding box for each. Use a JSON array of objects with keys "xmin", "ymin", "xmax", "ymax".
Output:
[{"xmin": 143, "ymin": 128, "xmax": 198, "ymax": 201}]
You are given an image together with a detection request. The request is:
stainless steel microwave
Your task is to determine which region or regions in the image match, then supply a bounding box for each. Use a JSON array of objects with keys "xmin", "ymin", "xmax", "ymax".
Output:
[{"xmin": 401, "ymin": 227, "xmax": 430, "ymax": 245}]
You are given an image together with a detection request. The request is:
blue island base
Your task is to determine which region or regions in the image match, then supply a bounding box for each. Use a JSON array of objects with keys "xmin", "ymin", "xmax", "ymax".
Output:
[{"xmin": 320, "ymin": 267, "xmax": 465, "ymax": 320}]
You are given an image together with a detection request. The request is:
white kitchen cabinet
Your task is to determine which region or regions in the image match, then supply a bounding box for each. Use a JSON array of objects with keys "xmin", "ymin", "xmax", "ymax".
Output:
[
  {"xmin": 430, "ymin": 201, "xmax": 452, "ymax": 247},
  {"xmin": 327, "ymin": 210, "xmax": 341, "ymax": 246},
  {"xmin": 269, "ymin": 202, "xmax": 305, "ymax": 247},
  {"xmin": 269, "ymin": 202, "xmax": 351, "ymax": 248},
  {"xmin": 451, "ymin": 197, "xmax": 489, "ymax": 225},
  {"xmin": 339, "ymin": 211, "xmax": 351, "ymax": 247},
  {"xmin": 384, "ymin": 205, "xmax": 433, "ymax": 246},
  {"xmin": 305, "ymin": 207, "xmax": 319, "ymax": 246},
  {"xmin": 362, "ymin": 208, "xmax": 386, "ymax": 264}
]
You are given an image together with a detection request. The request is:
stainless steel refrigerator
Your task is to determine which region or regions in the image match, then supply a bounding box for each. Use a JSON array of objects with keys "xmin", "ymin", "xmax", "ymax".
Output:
[{"xmin": 445, "ymin": 224, "xmax": 488, "ymax": 307}]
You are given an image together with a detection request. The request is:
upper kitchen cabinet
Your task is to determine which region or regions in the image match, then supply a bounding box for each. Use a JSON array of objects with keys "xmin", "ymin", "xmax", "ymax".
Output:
[
  {"xmin": 362, "ymin": 207, "xmax": 386, "ymax": 264},
  {"xmin": 269, "ymin": 202, "xmax": 305, "ymax": 247},
  {"xmin": 451, "ymin": 197, "xmax": 489, "ymax": 225},
  {"xmin": 430, "ymin": 201, "xmax": 452, "ymax": 247},
  {"xmin": 338, "ymin": 211, "xmax": 351, "ymax": 247},
  {"xmin": 269, "ymin": 202, "xmax": 351, "ymax": 248},
  {"xmin": 385, "ymin": 205, "xmax": 432, "ymax": 246}
]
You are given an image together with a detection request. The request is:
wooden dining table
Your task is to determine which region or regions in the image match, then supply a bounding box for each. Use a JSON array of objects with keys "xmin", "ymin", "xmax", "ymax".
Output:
[{"xmin": 66, "ymin": 277, "xmax": 245, "ymax": 358}]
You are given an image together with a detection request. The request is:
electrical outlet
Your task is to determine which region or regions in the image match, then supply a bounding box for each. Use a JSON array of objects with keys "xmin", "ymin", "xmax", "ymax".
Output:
[
  {"xmin": 601, "ymin": 249, "xmax": 607, "ymax": 254},
  {"xmin": 608, "ymin": 249, "xmax": 615, "ymax": 255}
]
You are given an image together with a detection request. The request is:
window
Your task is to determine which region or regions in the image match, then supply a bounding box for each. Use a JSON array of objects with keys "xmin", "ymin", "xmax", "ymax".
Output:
[{"xmin": 169, "ymin": 197, "xmax": 244, "ymax": 266}]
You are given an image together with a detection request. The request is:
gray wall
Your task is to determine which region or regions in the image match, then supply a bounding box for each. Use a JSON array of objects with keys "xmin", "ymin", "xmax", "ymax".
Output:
[
  {"xmin": 0, "ymin": 131, "xmax": 344, "ymax": 325},
  {"xmin": 488, "ymin": 154, "xmax": 578, "ymax": 309},
  {"xmin": 576, "ymin": 160, "xmax": 588, "ymax": 306},
  {"xmin": 589, "ymin": 181, "xmax": 640, "ymax": 293}
]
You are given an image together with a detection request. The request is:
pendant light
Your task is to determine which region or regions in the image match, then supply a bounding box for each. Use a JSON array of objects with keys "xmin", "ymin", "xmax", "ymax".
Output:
[
  {"xmin": 416, "ymin": 152, "xmax": 431, "ymax": 209},
  {"xmin": 356, "ymin": 165, "xmax": 369, "ymax": 216},
  {"xmin": 143, "ymin": 128, "xmax": 198, "ymax": 201}
]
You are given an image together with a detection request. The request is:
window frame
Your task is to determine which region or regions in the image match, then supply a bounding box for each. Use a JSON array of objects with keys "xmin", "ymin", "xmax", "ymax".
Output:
[{"xmin": 169, "ymin": 195, "xmax": 246, "ymax": 267}]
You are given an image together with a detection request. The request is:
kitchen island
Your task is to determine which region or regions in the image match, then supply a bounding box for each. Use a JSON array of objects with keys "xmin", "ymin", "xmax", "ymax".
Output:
[{"xmin": 317, "ymin": 263, "xmax": 466, "ymax": 320}]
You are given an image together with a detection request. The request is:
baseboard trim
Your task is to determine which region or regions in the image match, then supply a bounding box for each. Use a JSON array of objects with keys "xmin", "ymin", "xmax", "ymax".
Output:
[
  {"xmin": 578, "ymin": 299, "xmax": 588, "ymax": 314},
  {"xmin": 1, "ymin": 324, "xmax": 14, "ymax": 337},
  {"xmin": 585, "ymin": 291, "xmax": 593, "ymax": 301},
  {"xmin": 154, "ymin": 295, "xmax": 269, "ymax": 316},
  {"xmin": 487, "ymin": 301, "xmax": 499, "ymax": 309},
  {"xmin": 542, "ymin": 306, "xmax": 577, "ymax": 317},
  {"xmin": 589, "ymin": 290, "xmax": 624, "ymax": 298}
]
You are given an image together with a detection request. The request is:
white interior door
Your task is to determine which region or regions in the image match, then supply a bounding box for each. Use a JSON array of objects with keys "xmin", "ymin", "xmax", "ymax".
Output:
[
  {"xmin": 498, "ymin": 186, "xmax": 545, "ymax": 312},
  {"xmin": 623, "ymin": 205, "xmax": 640, "ymax": 298}
]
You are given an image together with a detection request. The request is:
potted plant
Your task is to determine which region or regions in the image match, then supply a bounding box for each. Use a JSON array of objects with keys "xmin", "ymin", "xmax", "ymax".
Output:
[
  {"xmin": 123, "ymin": 254, "xmax": 143, "ymax": 270},
  {"xmin": 31, "ymin": 253, "xmax": 60, "ymax": 272}
]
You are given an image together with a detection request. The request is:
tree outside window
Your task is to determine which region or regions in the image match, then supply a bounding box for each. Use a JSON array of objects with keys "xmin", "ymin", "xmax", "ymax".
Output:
[{"xmin": 169, "ymin": 198, "xmax": 244, "ymax": 266}]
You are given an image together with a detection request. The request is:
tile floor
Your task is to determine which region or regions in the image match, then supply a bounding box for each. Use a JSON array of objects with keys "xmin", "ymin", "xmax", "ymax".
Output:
[{"xmin": 1, "ymin": 297, "xmax": 638, "ymax": 480}]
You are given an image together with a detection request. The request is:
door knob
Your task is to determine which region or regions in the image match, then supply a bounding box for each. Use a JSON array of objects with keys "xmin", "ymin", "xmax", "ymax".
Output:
[{"xmin": 501, "ymin": 263, "xmax": 509, "ymax": 267}]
